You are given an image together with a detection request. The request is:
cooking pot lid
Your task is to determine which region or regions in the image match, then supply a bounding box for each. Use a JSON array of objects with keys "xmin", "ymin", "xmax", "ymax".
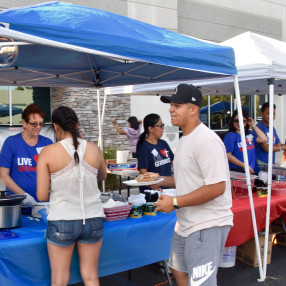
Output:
[{"xmin": 0, "ymin": 194, "xmax": 26, "ymax": 206}]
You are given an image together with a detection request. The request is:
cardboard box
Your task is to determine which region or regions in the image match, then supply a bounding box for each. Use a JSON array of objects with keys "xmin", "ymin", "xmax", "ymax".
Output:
[
  {"xmin": 105, "ymin": 159, "xmax": 117, "ymax": 165},
  {"xmin": 236, "ymin": 234, "xmax": 273, "ymax": 267},
  {"xmin": 275, "ymin": 233, "xmax": 286, "ymax": 246}
]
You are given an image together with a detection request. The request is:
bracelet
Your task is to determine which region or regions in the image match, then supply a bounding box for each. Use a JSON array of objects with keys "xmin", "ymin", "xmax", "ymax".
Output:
[
  {"xmin": 279, "ymin": 145, "xmax": 282, "ymax": 151},
  {"xmin": 251, "ymin": 124, "xmax": 256, "ymax": 128}
]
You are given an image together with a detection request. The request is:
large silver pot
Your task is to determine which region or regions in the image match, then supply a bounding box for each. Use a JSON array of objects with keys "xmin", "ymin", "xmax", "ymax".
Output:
[
  {"xmin": 0, "ymin": 205, "xmax": 22, "ymax": 228},
  {"xmin": 0, "ymin": 191, "xmax": 26, "ymax": 229}
]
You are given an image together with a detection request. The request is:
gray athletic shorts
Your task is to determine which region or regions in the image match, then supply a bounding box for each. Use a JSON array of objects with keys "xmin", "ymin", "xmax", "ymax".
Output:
[{"xmin": 168, "ymin": 225, "xmax": 230, "ymax": 286}]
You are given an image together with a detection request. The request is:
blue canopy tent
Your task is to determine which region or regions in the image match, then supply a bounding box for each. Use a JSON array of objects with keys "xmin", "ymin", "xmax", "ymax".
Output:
[
  {"xmin": 200, "ymin": 101, "xmax": 249, "ymax": 114},
  {"xmin": 199, "ymin": 101, "xmax": 249, "ymax": 130},
  {"xmin": 0, "ymin": 1, "xmax": 237, "ymax": 147},
  {"xmin": 0, "ymin": 2, "xmax": 240, "ymax": 285},
  {"xmin": 0, "ymin": 1, "xmax": 236, "ymax": 88}
]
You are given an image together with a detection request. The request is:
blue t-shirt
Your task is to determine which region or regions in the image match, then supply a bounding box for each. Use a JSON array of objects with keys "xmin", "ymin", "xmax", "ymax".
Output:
[
  {"xmin": 223, "ymin": 131, "xmax": 257, "ymax": 171},
  {"xmin": 254, "ymin": 121, "xmax": 280, "ymax": 165},
  {"xmin": 137, "ymin": 139, "xmax": 174, "ymax": 192},
  {"xmin": 0, "ymin": 133, "xmax": 53, "ymax": 200}
]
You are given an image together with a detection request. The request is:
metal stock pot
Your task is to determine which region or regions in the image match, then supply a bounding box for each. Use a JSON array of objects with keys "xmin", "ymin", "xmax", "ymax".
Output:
[{"xmin": 0, "ymin": 190, "xmax": 26, "ymax": 229}]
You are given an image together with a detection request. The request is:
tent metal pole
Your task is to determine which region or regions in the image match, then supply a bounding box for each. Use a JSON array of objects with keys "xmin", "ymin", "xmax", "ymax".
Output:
[
  {"xmin": 101, "ymin": 91, "xmax": 107, "ymax": 129},
  {"xmin": 208, "ymin": 95, "xmax": 210, "ymax": 128},
  {"xmin": 9, "ymin": 86, "xmax": 12, "ymax": 126},
  {"xmin": 234, "ymin": 76, "xmax": 264, "ymax": 281},
  {"xmin": 97, "ymin": 88, "xmax": 106, "ymax": 192},
  {"xmin": 97, "ymin": 88, "xmax": 103, "ymax": 150},
  {"xmin": 230, "ymin": 95, "xmax": 233, "ymax": 116},
  {"xmin": 262, "ymin": 80, "xmax": 274, "ymax": 278}
]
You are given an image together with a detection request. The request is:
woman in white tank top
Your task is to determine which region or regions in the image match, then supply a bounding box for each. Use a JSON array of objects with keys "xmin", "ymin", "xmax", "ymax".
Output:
[{"xmin": 37, "ymin": 106, "xmax": 106, "ymax": 286}]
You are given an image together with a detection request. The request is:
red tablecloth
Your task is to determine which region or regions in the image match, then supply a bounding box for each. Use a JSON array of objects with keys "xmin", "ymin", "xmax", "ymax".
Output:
[{"xmin": 226, "ymin": 193, "xmax": 286, "ymax": 247}]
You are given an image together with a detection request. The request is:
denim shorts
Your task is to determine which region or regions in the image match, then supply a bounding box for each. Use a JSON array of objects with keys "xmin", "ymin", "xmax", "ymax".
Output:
[{"xmin": 46, "ymin": 217, "xmax": 104, "ymax": 247}]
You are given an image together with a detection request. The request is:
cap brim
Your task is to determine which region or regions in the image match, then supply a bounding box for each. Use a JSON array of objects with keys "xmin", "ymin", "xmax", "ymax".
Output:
[
  {"xmin": 160, "ymin": 95, "xmax": 192, "ymax": 104},
  {"xmin": 160, "ymin": 96, "xmax": 172, "ymax": 103}
]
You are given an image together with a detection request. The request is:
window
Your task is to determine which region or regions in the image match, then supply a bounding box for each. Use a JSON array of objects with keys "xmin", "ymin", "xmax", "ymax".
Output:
[{"xmin": 0, "ymin": 86, "xmax": 51, "ymax": 125}]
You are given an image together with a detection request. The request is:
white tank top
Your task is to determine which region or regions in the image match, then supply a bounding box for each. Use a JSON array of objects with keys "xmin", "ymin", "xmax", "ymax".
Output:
[{"xmin": 48, "ymin": 138, "xmax": 105, "ymax": 223}]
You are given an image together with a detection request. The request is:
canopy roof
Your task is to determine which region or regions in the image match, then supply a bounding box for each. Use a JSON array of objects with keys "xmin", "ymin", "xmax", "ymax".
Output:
[
  {"xmin": 200, "ymin": 101, "xmax": 248, "ymax": 114},
  {"xmin": 0, "ymin": 1, "xmax": 236, "ymax": 88},
  {"xmin": 106, "ymin": 32, "xmax": 286, "ymax": 95}
]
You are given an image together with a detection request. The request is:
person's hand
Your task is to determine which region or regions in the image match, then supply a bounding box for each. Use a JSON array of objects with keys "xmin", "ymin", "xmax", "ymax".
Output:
[
  {"xmin": 247, "ymin": 117, "xmax": 255, "ymax": 127},
  {"xmin": 112, "ymin": 118, "xmax": 117, "ymax": 125},
  {"xmin": 155, "ymin": 194, "xmax": 174, "ymax": 213},
  {"xmin": 22, "ymin": 193, "xmax": 37, "ymax": 208},
  {"xmin": 249, "ymin": 166, "xmax": 255, "ymax": 174},
  {"xmin": 150, "ymin": 177, "xmax": 164, "ymax": 191}
]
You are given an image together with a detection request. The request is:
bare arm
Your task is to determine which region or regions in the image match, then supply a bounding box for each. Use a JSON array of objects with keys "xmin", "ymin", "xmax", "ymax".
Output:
[
  {"xmin": 0, "ymin": 167, "xmax": 26, "ymax": 195},
  {"xmin": 139, "ymin": 168, "xmax": 148, "ymax": 175},
  {"xmin": 112, "ymin": 118, "xmax": 126, "ymax": 135},
  {"xmin": 282, "ymin": 150, "xmax": 286, "ymax": 166},
  {"xmin": 36, "ymin": 148, "xmax": 51, "ymax": 201},
  {"xmin": 260, "ymin": 142, "xmax": 286, "ymax": 153},
  {"xmin": 156, "ymin": 181, "xmax": 225, "ymax": 213},
  {"xmin": 226, "ymin": 152, "xmax": 254, "ymax": 174},
  {"xmin": 151, "ymin": 175, "xmax": 175, "ymax": 190},
  {"xmin": 97, "ymin": 149, "xmax": 107, "ymax": 181},
  {"xmin": 251, "ymin": 125, "xmax": 267, "ymax": 143}
]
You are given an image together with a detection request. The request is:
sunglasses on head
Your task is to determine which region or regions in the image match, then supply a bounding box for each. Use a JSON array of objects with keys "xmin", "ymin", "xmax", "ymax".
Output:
[{"xmin": 234, "ymin": 119, "xmax": 246, "ymax": 124}]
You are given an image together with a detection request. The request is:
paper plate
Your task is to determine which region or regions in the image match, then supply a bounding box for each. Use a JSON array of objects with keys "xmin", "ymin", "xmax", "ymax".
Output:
[{"xmin": 122, "ymin": 178, "xmax": 163, "ymax": 187}]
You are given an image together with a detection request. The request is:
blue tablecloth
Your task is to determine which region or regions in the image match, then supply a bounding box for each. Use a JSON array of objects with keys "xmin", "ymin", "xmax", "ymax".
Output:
[{"xmin": 0, "ymin": 212, "xmax": 176, "ymax": 286}]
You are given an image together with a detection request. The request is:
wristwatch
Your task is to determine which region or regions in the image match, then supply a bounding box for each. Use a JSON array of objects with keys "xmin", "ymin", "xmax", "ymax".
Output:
[
  {"xmin": 279, "ymin": 145, "xmax": 282, "ymax": 151},
  {"xmin": 173, "ymin": 197, "xmax": 180, "ymax": 209}
]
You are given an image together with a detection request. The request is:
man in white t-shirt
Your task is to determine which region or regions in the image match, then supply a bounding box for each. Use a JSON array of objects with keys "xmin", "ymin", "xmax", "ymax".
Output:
[{"xmin": 155, "ymin": 83, "xmax": 233, "ymax": 286}]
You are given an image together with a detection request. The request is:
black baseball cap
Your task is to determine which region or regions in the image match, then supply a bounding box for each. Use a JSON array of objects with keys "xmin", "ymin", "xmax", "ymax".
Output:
[{"xmin": 160, "ymin": 83, "xmax": 202, "ymax": 107}]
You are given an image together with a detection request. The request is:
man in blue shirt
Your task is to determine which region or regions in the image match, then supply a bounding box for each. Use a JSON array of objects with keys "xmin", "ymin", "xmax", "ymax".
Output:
[{"xmin": 254, "ymin": 102, "xmax": 286, "ymax": 173}]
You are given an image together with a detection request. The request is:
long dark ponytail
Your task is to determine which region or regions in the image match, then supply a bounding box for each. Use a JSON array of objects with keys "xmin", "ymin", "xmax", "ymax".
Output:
[
  {"xmin": 136, "ymin": 113, "xmax": 160, "ymax": 150},
  {"xmin": 52, "ymin": 106, "xmax": 80, "ymax": 164},
  {"xmin": 128, "ymin": 116, "xmax": 139, "ymax": 130}
]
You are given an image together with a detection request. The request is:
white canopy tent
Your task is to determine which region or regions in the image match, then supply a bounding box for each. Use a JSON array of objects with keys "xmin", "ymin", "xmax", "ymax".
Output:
[{"xmin": 105, "ymin": 31, "xmax": 286, "ymax": 281}]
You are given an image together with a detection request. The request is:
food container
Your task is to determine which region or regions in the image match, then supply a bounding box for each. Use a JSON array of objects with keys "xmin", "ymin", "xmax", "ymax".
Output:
[
  {"xmin": 104, "ymin": 204, "xmax": 132, "ymax": 222},
  {"xmin": 0, "ymin": 190, "xmax": 26, "ymax": 229},
  {"xmin": 256, "ymin": 187, "xmax": 268, "ymax": 197},
  {"xmin": 271, "ymin": 181, "xmax": 286, "ymax": 196},
  {"xmin": 143, "ymin": 202, "xmax": 156, "ymax": 216},
  {"xmin": 129, "ymin": 205, "xmax": 143, "ymax": 218}
]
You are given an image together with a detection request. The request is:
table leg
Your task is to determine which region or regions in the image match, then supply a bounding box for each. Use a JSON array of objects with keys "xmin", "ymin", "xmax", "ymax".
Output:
[
  {"xmin": 162, "ymin": 260, "xmax": 173, "ymax": 286},
  {"xmin": 119, "ymin": 175, "xmax": 122, "ymax": 195},
  {"xmin": 282, "ymin": 213, "xmax": 286, "ymax": 232},
  {"xmin": 127, "ymin": 176, "xmax": 130, "ymax": 197}
]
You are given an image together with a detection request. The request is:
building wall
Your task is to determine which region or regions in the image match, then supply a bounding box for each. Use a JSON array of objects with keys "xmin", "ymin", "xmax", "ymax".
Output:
[
  {"xmin": 177, "ymin": 0, "xmax": 283, "ymax": 42},
  {"xmin": 50, "ymin": 88, "xmax": 131, "ymax": 151}
]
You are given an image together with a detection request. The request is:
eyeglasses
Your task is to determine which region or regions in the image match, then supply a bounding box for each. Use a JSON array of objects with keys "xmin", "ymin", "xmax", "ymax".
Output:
[
  {"xmin": 234, "ymin": 119, "xmax": 246, "ymax": 124},
  {"xmin": 27, "ymin": 121, "xmax": 45, "ymax": 128},
  {"xmin": 153, "ymin": 124, "xmax": 165, "ymax": 128}
]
